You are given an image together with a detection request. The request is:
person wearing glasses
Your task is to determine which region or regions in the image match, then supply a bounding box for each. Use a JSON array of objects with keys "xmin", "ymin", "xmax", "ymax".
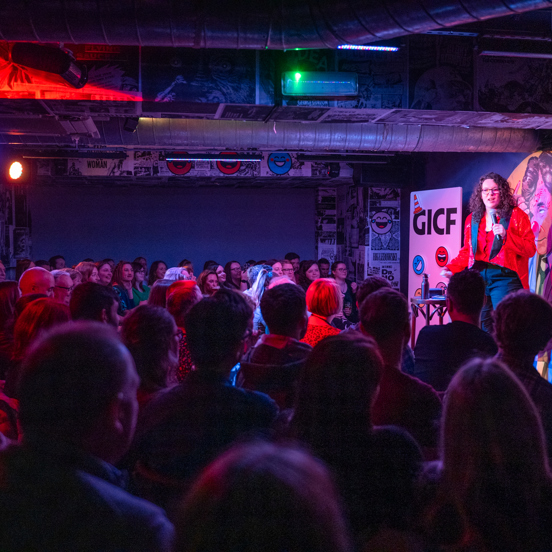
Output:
[
  {"xmin": 442, "ymin": 172, "xmax": 536, "ymax": 332},
  {"xmin": 132, "ymin": 261, "xmax": 150, "ymax": 303},
  {"xmin": 51, "ymin": 270, "xmax": 74, "ymax": 306},
  {"xmin": 281, "ymin": 260, "xmax": 296, "ymax": 283},
  {"xmin": 331, "ymin": 261, "xmax": 358, "ymax": 325}
]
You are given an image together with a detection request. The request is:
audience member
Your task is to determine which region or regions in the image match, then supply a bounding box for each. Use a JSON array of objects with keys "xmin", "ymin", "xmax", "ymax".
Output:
[
  {"xmin": 244, "ymin": 264, "xmax": 273, "ymax": 331},
  {"xmin": 292, "ymin": 333, "xmax": 423, "ymax": 549},
  {"xmin": 13, "ymin": 294, "xmax": 46, "ymax": 323},
  {"xmin": 51, "ymin": 269, "xmax": 74, "ymax": 306},
  {"xmin": 281, "ymin": 259, "xmax": 296, "ymax": 283},
  {"xmin": 296, "ymin": 260, "xmax": 320, "ymax": 291},
  {"xmin": 0, "ymin": 323, "xmax": 174, "ymax": 551},
  {"xmin": 127, "ymin": 289, "xmax": 278, "ymax": 515},
  {"xmin": 361, "ymin": 288, "xmax": 442, "ymax": 456},
  {"xmin": 266, "ymin": 259, "xmax": 283, "ymax": 276},
  {"xmin": 197, "ymin": 269, "xmax": 219, "ymax": 296},
  {"xmin": 132, "ymin": 261, "xmax": 150, "ymax": 303},
  {"xmin": 178, "ymin": 259, "xmax": 194, "ymax": 278},
  {"xmin": 148, "ymin": 279, "xmax": 173, "ymax": 308},
  {"xmin": 174, "ymin": 441, "xmax": 351, "ymax": 552},
  {"xmin": 34, "ymin": 260, "xmax": 51, "ymax": 271},
  {"xmin": 318, "ymin": 257, "xmax": 330, "ymax": 278},
  {"xmin": 6, "ymin": 298, "xmax": 71, "ymax": 398},
  {"xmin": 75, "ymin": 261, "xmax": 99, "ymax": 283},
  {"xmin": 331, "ymin": 261, "xmax": 358, "ymax": 323},
  {"xmin": 60, "ymin": 267, "xmax": 82, "ymax": 285},
  {"xmin": 95, "ymin": 260, "xmax": 113, "ymax": 286},
  {"xmin": 240, "ymin": 283, "xmax": 310, "ymax": 409},
  {"xmin": 121, "ymin": 305, "xmax": 180, "ymax": 409},
  {"xmin": 15, "ymin": 259, "xmax": 35, "ymax": 281},
  {"xmin": 413, "ymin": 269, "xmax": 498, "ymax": 392},
  {"xmin": 134, "ymin": 256, "xmax": 148, "ymax": 273},
  {"xmin": 164, "ymin": 267, "xmax": 191, "ymax": 281},
  {"xmin": 148, "ymin": 260, "xmax": 167, "ymax": 287},
  {"xmin": 300, "ymin": 278, "xmax": 341, "ymax": 348},
  {"xmin": 112, "ymin": 261, "xmax": 136, "ymax": 315},
  {"xmin": 224, "ymin": 260, "xmax": 247, "ymax": 291},
  {"xmin": 0, "ymin": 261, "xmax": 6, "ymax": 282},
  {"xmin": 284, "ymin": 252, "xmax": 300, "ymax": 273},
  {"xmin": 19, "ymin": 267, "xmax": 54, "ymax": 297},
  {"xmin": 494, "ymin": 289, "xmax": 552, "ymax": 458},
  {"xmin": 48, "ymin": 255, "xmax": 65, "ymax": 270},
  {"xmin": 167, "ymin": 282, "xmax": 202, "ymax": 382},
  {"xmin": 425, "ymin": 358, "xmax": 552, "ymax": 551},
  {"xmin": 0, "ymin": 281, "xmax": 20, "ymax": 376},
  {"xmin": 70, "ymin": 282, "xmax": 119, "ymax": 326}
]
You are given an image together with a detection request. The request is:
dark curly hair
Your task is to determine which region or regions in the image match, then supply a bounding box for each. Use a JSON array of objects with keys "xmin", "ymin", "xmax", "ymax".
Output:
[{"xmin": 469, "ymin": 172, "xmax": 516, "ymax": 223}]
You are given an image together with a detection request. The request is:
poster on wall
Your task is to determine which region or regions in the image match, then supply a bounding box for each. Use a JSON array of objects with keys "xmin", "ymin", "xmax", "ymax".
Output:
[
  {"xmin": 408, "ymin": 187, "xmax": 462, "ymax": 331},
  {"xmin": 316, "ymin": 188, "xmax": 337, "ymax": 263}
]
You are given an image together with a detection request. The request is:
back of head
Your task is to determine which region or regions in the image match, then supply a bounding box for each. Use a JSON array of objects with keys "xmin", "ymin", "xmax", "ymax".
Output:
[
  {"xmin": 260, "ymin": 284, "xmax": 306, "ymax": 336},
  {"xmin": 121, "ymin": 305, "xmax": 176, "ymax": 391},
  {"xmin": 360, "ymin": 288, "xmax": 409, "ymax": 345},
  {"xmin": 493, "ymin": 290, "xmax": 552, "ymax": 358},
  {"xmin": 284, "ymin": 252, "xmax": 300, "ymax": 262},
  {"xmin": 16, "ymin": 259, "xmax": 34, "ymax": 281},
  {"xmin": 185, "ymin": 288, "xmax": 253, "ymax": 373},
  {"xmin": 165, "ymin": 267, "xmax": 192, "ymax": 281},
  {"xmin": 14, "ymin": 294, "xmax": 46, "ymax": 322},
  {"xmin": 175, "ymin": 441, "xmax": 351, "ymax": 552},
  {"xmin": 19, "ymin": 267, "xmax": 52, "ymax": 295},
  {"xmin": 306, "ymin": 278, "xmax": 342, "ymax": 317},
  {"xmin": 19, "ymin": 322, "xmax": 129, "ymax": 440},
  {"xmin": 293, "ymin": 333, "xmax": 383, "ymax": 449},
  {"xmin": 447, "ymin": 269, "xmax": 486, "ymax": 317},
  {"xmin": 74, "ymin": 261, "xmax": 96, "ymax": 283},
  {"xmin": 356, "ymin": 276, "xmax": 392, "ymax": 308},
  {"xmin": 70, "ymin": 282, "xmax": 119, "ymax": 322},
  {"xmin": 167, "ymin": 282, "xmax": 202, "ymax": 327},
  {"xmin": 0, "ymin": 281, "xmax": 20, "ymax": 327},
  {"xmin": 148, "ymin": 279, "xmax": 173, "ymax": 308}
]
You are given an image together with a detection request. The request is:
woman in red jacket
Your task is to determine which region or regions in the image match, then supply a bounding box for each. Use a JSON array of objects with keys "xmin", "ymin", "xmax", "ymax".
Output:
[{"xmin": 442, "ymin": 172, "xmax": 536, "ymax": 332}]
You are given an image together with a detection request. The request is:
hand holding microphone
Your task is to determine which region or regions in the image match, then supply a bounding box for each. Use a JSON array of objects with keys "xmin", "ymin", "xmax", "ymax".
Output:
[{"xmin": 489, "ymin": 209, "xmax": 506, "ymax": 240}]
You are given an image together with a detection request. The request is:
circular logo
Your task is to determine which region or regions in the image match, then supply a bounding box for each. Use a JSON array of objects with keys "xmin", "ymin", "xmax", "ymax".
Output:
[
  {"xmin": 217, "ymin": 152, "xmax": 241, "ymax": 175},
  {"xmin": 436, "ymin": 282, "xmax": 447, "ymax": 292},
  {"xmin": 412, "ymin": 255, "xmax": 425, "ymax": 275},
  {"xmin": 435, "ymin": 246, "xmax": 449, "ymax": 267},
  {"xmin": 370, "ymin": 212, "xmax": 392, "ymax": 235},
  {"xmin": 268, "ymin": 152, "xmax": 292, "ymax": 175},
  {"xmin": 167, "ymin": 151, "xmax": 192, "ymax": 175},
  {"xmin": 414, "ymin": 288, "xmax": 422, "ymax": 297}
]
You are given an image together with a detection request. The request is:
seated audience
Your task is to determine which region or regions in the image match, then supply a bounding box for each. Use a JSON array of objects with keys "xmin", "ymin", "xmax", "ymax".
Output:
[
  {"xmin": 48, "ymin": 255, "xmax": 65, "ymax": 269},
  {"xmin": 197, "ymin": 269, "xmax": 219, "ymax": 297},
  {"xmin": 0, "ymin": 323, "xmax": 174, "ymax": 551},
  {"xmin": 284, "ymin": 252, "xmax": 300, "ymax": 274},
  {"xmin": 292, "ymin": 334, "xmax": 423, "ymax": 549},
  {"xmin": 51, "ymin": 270, "xmax": 74, "ymax": 306},
  {"xmin": 0, "ymin": 282, "xmax": 20, "ymax": 377},
  {"xmin": 134, "ymin": 256, "xmax": 148, "ymax": 273},
  {"xmin": 331, "ymin": 261, "xmax": 358, "ymax": 324},
  {"xmin": 493, "ymin": 289, "xmax": 552, "ymax": 458},
  {"xmin": 167, "ymin": 282, "xmax": 202, "ymax": 382},
  {"xmin": 34, "ymin": 260, "xmax": 51, "ymax": 271},
  {"xmin": 296, "ymin": 260, "xmax": 320, "ymax": 291},
  {"xmin": 281, "ymin": 259, "xmax": 296, "ymax": 283},
  {"xmin": 148, "ymin": 260, "xmax": 167, "ymax": 287},
  {"xmin": 164, "ymin": 267, "xmax": 192, "ymax": 281},
  {"xmin": 60, "ymin": 267, "xmax": 82, "ymax": 285},
  {"xmin": 244, "ymin": 265, "xmax": 273, "ymax": 331},
  {"xmin": 127, "ymin": 289, "xmax": 278, "ymax": 515},
  {"xmin": 318, "ymin": 257, "xmax": 330, "ymax": 278},
  {"xmin": 174, "ymin": 441, "xmax": 351, "ymax": 552},
  {"xmin": 300, "ymin": 278, "xmax": 341, "ymax": 348},
  {"xmin": 19, "ymin": 267, "xmax": 54, "ymax": 297},
  {"xmin": 148, "ymin": 279, "xmax": 173, "ymax": 308},
  {"xmin": 361, "ymin": 289, "xmax": 442, "ymax": 456},
  {"xmin": 240, "ymin": 283, "xmax": 310, "ymax": 409},
  {"xmin": 6, "ymin": 298, "xmax": 71, "ymax": 398},
  {"xmin": 75, "ymin": 261, "xmax": 99, "ymax": 284},
  {"xmin": 132, "ymin": 261, "xmax": 150, "ymax": 303},
  {"xmin": 15, "ymin": 259, "xmax": 35, "ymax": 281},
  {"xmin": 121, "ymin": 306, "xmax": 180, "ymax": 410},
  {"xmin": 95, "ymin": 260, "xmax": 113, "ymax": 286},
  {"xmin": 178, "ymin": 259, "xmax": 194, "ymax": 279},
  {"xmin": 112, "ymin": 261, "xmax": 136, "ymax": 316},
  {"xmin": 413, "ymin": 269, "xmax": 498, "ymax": 392},
  {"xmin": 224, "ymin": 260, "xmax": 247, "ymax": 291},
  {"xmin": 266, "ymin": 259, "xmax": 283, "ymax": 277},
  {"xmin": 70, "ymin": 282, "xmax": 119, "ymax": 326},
  {"xmin": 425, "ymin": 358, "xmax": 552, "ymax": 551}
]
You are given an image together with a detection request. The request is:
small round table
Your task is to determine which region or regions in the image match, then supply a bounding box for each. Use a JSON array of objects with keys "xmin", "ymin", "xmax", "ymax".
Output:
[{"xmin": 410, "ymin": 297, "xmax": 448, "ymax": 349}]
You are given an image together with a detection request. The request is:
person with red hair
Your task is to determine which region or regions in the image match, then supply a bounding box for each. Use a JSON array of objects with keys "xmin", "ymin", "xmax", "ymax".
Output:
[{"xmin": 300, "ymin": 278, "xmax": 341, "ymax": 348}]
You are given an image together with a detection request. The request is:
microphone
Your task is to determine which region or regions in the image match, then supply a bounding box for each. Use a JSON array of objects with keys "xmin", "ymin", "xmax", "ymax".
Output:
[{"xmin": 489, "ymin": 209, "xmax": 500, "ymax": 240}]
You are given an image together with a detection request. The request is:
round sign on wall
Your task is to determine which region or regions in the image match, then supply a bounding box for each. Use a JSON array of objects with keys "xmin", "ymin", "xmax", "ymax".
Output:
[{"xmin": 167, "ymin": 152, "xmax": 192, "ymax": 175}]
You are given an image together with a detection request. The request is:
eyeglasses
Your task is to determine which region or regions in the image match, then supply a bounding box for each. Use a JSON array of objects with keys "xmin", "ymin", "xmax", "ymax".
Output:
[
  {"xmin": 282, "ymin": 268, "xmax": 294, "ymax": 274},
  {"xmin": 55, "ymin": 285, "xmax": 74, "ymax": 292},
  {"xmin": 482, "ymin": 188, "xmax": 499, "ymax": 196}
]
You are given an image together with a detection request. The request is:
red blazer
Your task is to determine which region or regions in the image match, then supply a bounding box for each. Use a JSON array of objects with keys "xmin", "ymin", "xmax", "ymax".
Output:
[{"xmin": 446, "ymin": 207, "xmax": 536, "ymax": 289}]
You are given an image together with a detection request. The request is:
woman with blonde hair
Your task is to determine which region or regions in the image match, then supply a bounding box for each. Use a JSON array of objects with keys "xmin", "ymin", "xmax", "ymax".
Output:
[
  {"xmin": 300, "ymin": 278, "xmax": 341, "ymax": 348},
  {"xmin": 75, "ymin": 261, "xmax": 99, "ymax": 284}
]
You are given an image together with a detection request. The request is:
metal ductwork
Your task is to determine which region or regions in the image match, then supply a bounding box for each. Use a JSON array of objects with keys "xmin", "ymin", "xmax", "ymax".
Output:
[
  {"xmin": 91, "ymin": 118, "xmax": 538, "ymax": 152},
  {"xmin": 0, "ymin": 0, "xmax": 551, "ymax": 49}
]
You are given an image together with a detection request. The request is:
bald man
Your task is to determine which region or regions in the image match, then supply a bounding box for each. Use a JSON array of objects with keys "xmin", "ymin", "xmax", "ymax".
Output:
[{"xmin": 19, "ymin": 267, "xmax": 55, "ymax": 297}]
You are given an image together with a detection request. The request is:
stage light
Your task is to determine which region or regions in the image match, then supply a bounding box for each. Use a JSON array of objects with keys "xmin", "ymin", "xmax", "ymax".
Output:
[
  {"xmin": 123, "ymin": 117, "xmax": 140, "ymax": 133},
  {"xmin": 282, "ymin": 72, "xmax": 358, "ymax": 96},
  {"xmin": 11, "ymin": 43, "xmax": 88, "ymax": 89},
  {"xmin": 9, "ymin": 161, "xmax": 23, "ymax": 180},
  {"xmin": 337, "ymin": 45, "xmax": 399, "ymax": 52},
  {"xmin": 162, "ymin": 153, "xmax": 263, "ymax": 162}
]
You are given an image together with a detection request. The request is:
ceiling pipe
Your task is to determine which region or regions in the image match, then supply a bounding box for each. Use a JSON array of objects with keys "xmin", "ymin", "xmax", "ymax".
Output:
[{"xmin": 0, "ymin": 0, "xmax": 551, "ymax": 49}]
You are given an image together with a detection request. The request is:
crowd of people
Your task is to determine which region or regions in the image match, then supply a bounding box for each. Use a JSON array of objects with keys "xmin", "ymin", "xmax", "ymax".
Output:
[{"xmin": 0, "ymin": 250, "xmax": 550, "ymax": 551}]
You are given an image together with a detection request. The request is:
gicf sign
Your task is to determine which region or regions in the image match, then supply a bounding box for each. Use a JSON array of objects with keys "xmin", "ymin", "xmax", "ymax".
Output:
[{"xmin": 409, "ymin": 187, "xmax": 462, "ymax": 330}]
